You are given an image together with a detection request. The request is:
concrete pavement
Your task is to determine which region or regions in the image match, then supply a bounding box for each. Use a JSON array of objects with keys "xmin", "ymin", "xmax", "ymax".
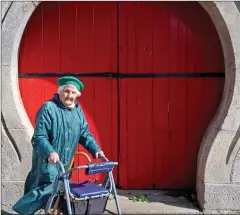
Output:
[{"xmin": 105, "ymin": 189, "xmax": 201, "ymax": 214}]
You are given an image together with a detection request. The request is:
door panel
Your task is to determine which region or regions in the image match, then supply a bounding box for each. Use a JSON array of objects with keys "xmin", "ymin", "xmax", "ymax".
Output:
[
  {"xmin": 73, "ymin": 77, "xmax": 118, "ymax": 183},
  {"xmin": 119, "ymin": 79, "xmax": 155, "ymax": 189},
  {"xmin": 19, "ymin": 2, "xmax": 118, "ymax": 184},
  {"xmin": 152, "ymin": 79, "xmax": 170, "ymax": 188},
  {"xmin": 118, "ymin": 1, "xmax": 224, "ymax": 189}
]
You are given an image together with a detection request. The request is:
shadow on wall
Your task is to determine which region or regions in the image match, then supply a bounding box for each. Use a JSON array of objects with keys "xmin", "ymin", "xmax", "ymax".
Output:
[
  {"xmin": 226, "ymin": 125, "xmax": 240, "ymax": 164},
  {"xmin": 235, "ymin": 1, "xmax": 240, "ymax": 11}
]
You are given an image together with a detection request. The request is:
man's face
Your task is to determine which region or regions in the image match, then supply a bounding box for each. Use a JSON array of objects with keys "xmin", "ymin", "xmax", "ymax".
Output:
[{"xmin": 60, "ymin": 85, "xmax": 78, "ymax": 107}]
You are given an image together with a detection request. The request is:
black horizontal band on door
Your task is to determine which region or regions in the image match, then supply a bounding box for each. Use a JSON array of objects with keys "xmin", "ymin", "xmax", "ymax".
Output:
[{"xmin": 18, "ymin": 72, "xmax": 225, "ymax": 78}]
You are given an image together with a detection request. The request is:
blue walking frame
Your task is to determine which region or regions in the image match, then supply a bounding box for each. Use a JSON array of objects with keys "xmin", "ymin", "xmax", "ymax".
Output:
[{"xmin": 45, "ymin": 155, "xmax": 122, "ymax": 215}]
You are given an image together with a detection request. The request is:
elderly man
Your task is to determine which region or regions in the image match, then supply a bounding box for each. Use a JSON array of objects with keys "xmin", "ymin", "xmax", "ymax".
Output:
[{"xmin": 12, "ymin": 76, "xmax": 104, "ymax": 214}]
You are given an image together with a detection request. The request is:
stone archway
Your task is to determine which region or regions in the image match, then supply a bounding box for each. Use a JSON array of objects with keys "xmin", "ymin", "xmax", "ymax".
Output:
[
  {"xmin": 197, "ymin": 2, "xmax": 240, "ymax": 211},
  {"xmin": 1, "ymin": 1, "xmax": 240, "ymax": 212}
]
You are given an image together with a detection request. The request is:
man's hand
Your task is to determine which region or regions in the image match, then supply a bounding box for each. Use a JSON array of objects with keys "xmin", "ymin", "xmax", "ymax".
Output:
[
  {"xmin": 48, "ymin": 152, "xmax": 59, "ymax": 164},
  {"xmin": 95, "ymin": 151, "xmax": 105, "ymax": 159}
]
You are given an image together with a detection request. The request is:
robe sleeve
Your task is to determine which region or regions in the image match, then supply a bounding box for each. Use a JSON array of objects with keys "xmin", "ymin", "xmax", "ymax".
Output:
[
  {"xmin": 79, "ymin": 108, "xmax": 101, "ymax": 158},
  {"xmin": 31, "ymin": 103, "xmax": 56, "ymax": 160}
]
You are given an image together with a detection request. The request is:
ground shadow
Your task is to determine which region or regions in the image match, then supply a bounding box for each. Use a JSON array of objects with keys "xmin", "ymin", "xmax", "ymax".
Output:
[
  {"xmin": 105, "ymin": 188, "xmax": 202, "ymax": 214},
  {"xmin": 1, "ymin": 210, "xmax": 13, "ymax": 215}
]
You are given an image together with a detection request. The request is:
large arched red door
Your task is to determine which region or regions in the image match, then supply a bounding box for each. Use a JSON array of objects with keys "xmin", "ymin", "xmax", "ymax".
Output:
[{"xmin": 18, "ymin": 1, "xmax": 224, "ymax": 189}]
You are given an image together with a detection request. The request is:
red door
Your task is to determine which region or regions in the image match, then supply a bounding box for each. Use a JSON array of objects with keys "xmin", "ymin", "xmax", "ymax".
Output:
[{"xmin": 18, "ymin": 1, "xmax": 224, "ymax": 189}]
